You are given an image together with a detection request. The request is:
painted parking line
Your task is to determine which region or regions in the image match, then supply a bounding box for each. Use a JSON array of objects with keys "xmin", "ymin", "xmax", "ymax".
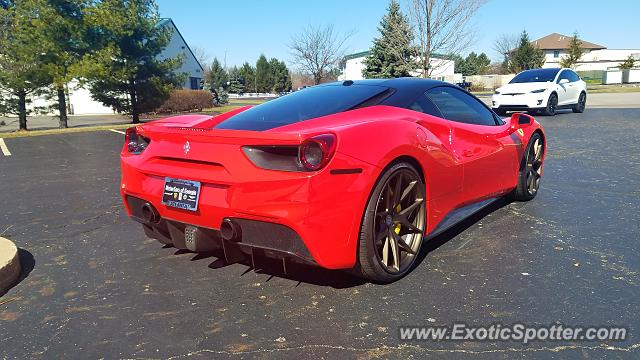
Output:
[
  {"xmin": 108, "ymin": 129, "xmax": 126, "ymax": 135},
  {"xmin": 0, "ymin": 138, "xmax": 11, "ymax": 156}
]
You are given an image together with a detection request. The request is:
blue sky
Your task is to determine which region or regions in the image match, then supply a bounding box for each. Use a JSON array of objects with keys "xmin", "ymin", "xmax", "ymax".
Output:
[{"xmin": 156, "ymin": 0, "xmax": 640, "ymax": 67}]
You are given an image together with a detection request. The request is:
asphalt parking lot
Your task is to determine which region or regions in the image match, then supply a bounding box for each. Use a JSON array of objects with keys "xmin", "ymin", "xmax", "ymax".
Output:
[{"xmin": 1, "ymin": 106, "xmax": 639, "ymax": 359}]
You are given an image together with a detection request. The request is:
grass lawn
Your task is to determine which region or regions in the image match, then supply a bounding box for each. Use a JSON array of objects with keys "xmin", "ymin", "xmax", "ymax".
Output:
[
  {"xmin": 587, "ymin": 85, "xmax": 640, "ymax": 93},
  {"xmin": 228, "ymin": 98, "xmax": 268, "ymax": 105},
  {"xmin": 204, "ymin": 98, "xmax": 268, "ymax": 114},
  {"xmin": 0, "ymin": 123, "xmax": 136, "ymax": 139}
]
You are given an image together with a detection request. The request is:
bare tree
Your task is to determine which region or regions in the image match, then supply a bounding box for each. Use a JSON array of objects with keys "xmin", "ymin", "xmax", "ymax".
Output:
[
  {"xmin": 289, "ymin": 24, "xmax": 352, "ymax": 85},
  {"xmin": 406, "ymin": 0, "xmax": 486, "ymax": 77},
  {"xmin": 493, "ymin": 32, "xmax": 519, "ymax": 70},
  {"xmin": 192, "ymin": 46, "xmax": 211, "ymax": 68}
]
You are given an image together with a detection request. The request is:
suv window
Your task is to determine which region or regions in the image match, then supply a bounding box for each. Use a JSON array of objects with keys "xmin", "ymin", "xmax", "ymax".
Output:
[
  {"xmin": 557, "ymin": 70, "xmax": 572, "ymax": 83},
  {"xmin": 425, "ymin": 86, "xmax": 497, "ymax": 126},
  {"xmin": 567, "ymin": 70, "xmax": 580, "ymax": 82}
]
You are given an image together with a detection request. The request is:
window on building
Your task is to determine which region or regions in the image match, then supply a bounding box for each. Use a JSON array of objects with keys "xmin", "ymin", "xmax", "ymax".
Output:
[
  {"xmin": 189, "ymin": 77, "xmax": 201, "ymax": 90},
  {"xmin": 553, "ymin": 50, "xmax": 560, "ymax": 58}
]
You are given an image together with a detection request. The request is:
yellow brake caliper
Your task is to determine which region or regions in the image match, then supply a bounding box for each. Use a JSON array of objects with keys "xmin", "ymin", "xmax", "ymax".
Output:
[{"xmin": 394, "ymin": 204, "xmax": 402, "ymax": 234}]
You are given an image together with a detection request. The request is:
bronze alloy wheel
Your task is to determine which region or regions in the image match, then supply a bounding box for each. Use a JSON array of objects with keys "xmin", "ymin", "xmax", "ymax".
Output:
[{"xmin": 372, "ymin": 168, "xmax": 426, "ymax": 274}]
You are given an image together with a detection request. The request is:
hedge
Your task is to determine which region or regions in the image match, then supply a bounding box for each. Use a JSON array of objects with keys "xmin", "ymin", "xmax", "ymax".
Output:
[{"xmin": 156, "ymin": 89, "xmax": 213, "ymax": 113}]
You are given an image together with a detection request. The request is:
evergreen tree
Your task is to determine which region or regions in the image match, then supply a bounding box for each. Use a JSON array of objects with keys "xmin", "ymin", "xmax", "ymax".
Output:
[
  {"xmin": 205, "ymin": 58, "xmax": 228, "ymax": 104},
  {"xmin": 238, "ymin": 62, "xmax": 256, "ymax": 93},
  {"xmin": 206, "ymin": 58, "xmax": 228, "ymax": 91},
  {"xmin": 619, "ymin": 55, "xmax": 636, "ymax": 70},
  {"xmin": 40, "ymin": 0, "xmax": 91, "ymax": 128},
  {"xmin": 85, "ymin": 0, "xmax": 183, "ymax": 123},
  {"xmin": 509, "ymin": 31, "xmax": 545, "ymax": 73},
  {"xmin": 454, "ymin": 52, "xmax": 491, "ymax": 76},
  {"xmin": 255, "ymin": 54, "xmax": 270, "ymax": 93},
  {"xmin": 0, "ymin": 0, "xmax": 51, "ymax": 130},
  {"xmin": 362, "ymin": 0, "xmax": 415, "ymax": 78},
  {"xmin": 269, "ymin": 59, "xmax": 292, "ymax": 93},
  {"xmin": 559, "ymin": 32, "xmax": 584, "ymax": 69},
  {"xmin": 227, "ymin": 66, "xmax": 244, "ymax": 94}
]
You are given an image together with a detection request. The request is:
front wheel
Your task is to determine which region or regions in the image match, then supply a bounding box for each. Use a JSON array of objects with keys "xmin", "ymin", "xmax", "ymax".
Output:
[
  {"xmin": 543, "ymin": 93, "xmax": 557, "ymax": 116},
  {"xmin": 572, "ymin": 92, "xmax": 586, "ymax": 113},
  {"xmin": 511, "ymin": 133, "xmax": 544, "ymax": 201},
  {"xmin": 356, "ymin": 163, "xmax": 426, "ymax": 283}
]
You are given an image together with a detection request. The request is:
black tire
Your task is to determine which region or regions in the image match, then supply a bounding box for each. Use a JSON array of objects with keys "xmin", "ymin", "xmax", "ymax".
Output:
[
  {"xmin": 511, "ymin": 133, "xmax": 544, "ymax": 201},
  {"xmin": 355, "ymin": 162, "xmax": 426, "ymax": 283},
  {"xmin": 543, "ymin": 93, "xmax": 557, "ymax": 116},
  {"xmin": 572, "ymin": 92, "xmax": 586, "ymax": 113}
]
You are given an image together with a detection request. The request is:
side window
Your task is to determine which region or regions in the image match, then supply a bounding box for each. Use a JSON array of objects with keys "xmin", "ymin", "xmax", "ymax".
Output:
[
  {"xmin": 425, "ymin": 86, "xmax": 497, "ymax": 126},
  {"xmin": 567, "ymin": 71, "xmax": 580, "ymax": 82},
  {"xmin": 407, "ymin": 95, "xmax": 442, "ymax": 118},
  {"xmin": 557, "ymin": 70, "xmax": 571, "ymax": 83}
]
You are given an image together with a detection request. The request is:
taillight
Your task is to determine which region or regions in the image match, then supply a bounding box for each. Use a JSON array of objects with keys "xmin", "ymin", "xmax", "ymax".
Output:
[
  {"xmin": 299, "ymin": 134, "xmax": 336, "ymax": 171},
  {"xmin": 242, "ymin": 133, "xmax": 336, "ymax": 172},
  {"xmin": 125, "ymin": 127, "xmax": 150, "ymax": 154}
]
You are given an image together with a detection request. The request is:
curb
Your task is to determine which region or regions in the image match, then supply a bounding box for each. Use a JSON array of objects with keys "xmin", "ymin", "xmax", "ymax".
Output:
[{"xmin": 0, "ymin": 237, "xmax": 21, "ymax": 294}]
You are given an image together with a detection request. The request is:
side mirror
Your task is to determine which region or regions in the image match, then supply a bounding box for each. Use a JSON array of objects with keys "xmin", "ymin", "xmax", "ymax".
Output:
[
  {"xmin": 559, "ymin": 78, "xmax": 570, "ymax": 85},
  {"xmin": 510, "ymin": 113, "xmax": 534, "ymax": 133}
]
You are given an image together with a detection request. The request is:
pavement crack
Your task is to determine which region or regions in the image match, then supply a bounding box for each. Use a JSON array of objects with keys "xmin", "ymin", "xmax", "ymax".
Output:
[{"xmin": 157, "ymin": 342, "xmax": 640, "ymax": 359}]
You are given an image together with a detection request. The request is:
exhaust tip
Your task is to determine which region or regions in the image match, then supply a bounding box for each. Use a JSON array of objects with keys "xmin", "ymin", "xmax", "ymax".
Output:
[
  {"xmin": 141, "ymin": 203, "xmax": 160, "ymax": 224},
  {"xmin": 220, "ymin": 218, "xmax": 241, "ymax": 242}
]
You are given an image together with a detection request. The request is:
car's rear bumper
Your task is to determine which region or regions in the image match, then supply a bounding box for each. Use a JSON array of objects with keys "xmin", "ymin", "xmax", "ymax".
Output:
[
  {"xmin": 120, "ymin": 152, "xmax": 378, "ymax": 269},
  {"xmin": 126, "ymin": 195, "xmax": 316, "ymax": 265}
]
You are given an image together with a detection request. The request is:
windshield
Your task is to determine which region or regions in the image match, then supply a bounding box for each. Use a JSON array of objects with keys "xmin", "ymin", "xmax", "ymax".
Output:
[
  {"xmin": 509, "ymin": 69, "xmax": 560, "ymax": 83},
  {"xmin": 215, "ymin": 84, "xmax": 389, "ymax": 131}
]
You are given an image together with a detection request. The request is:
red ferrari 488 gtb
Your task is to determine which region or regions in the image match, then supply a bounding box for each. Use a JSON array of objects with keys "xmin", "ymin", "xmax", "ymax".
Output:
[{"xmin": 120, "ymin": 78, "xmax": 545, "ymax": 282}]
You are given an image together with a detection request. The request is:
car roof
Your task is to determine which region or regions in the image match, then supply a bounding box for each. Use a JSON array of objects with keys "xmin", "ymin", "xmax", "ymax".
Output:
[{"xmin": 321, "ymin": 77, "xmax": 449, "ymax": 97}]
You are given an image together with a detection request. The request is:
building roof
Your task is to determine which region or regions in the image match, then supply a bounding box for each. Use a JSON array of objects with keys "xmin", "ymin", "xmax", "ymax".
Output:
[
  {"xmin": 157, "ymin": 18, "xmax": 205, "ymax": 73},
  {"xmin": 531, "ymin": 33, "xmax": 606, "ymax": 50}
]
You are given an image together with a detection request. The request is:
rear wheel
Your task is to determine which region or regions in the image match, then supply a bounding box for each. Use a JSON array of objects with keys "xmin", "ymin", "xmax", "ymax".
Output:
[
  {"xmin": 356, "ymin": 162, "xmax": 426, "ymax": 283},
  {"xmin": 572, "ymin": 92, "xmax": 586, "ymax": 113},
  {"xmin": 543, "ymin": 93, "xmax": 557, "ymax": 116},
  {"xmin": 511, "ymin": 133, "xmax": 544, "ymax": 201}
]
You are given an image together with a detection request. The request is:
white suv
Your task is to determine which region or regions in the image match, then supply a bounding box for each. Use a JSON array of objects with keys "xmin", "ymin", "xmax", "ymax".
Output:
[{"xmin": 492, "ymin": 68, "xmax": 587, "ymax": 116}]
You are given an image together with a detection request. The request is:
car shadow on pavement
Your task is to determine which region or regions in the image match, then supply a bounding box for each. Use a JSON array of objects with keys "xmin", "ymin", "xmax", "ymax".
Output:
[
  {"xmin": 173, "ymin": 248, "xmax": 367, "ymax": 289},
  {"xmin": 163, "ymin": 198, "xmax": 511, "ymax": 289},
  {"xmin": 419, "ymin": 197, "xmax": 512, "ymax": 261},
  {"xmin": 1, "ymin": 248, "xmax": 35, "ymax": 297}
]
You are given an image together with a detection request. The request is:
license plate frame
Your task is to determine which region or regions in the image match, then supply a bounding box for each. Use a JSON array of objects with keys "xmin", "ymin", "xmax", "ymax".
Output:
[{"xmin": 161, "ymin": 177, "xmax": 201, "ymax": 211}]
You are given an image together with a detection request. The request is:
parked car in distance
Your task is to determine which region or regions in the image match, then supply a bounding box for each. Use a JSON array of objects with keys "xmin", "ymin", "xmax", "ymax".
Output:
[{"xmin": 492, "ymin": 68, "xmax": 587, "ymax": 116}]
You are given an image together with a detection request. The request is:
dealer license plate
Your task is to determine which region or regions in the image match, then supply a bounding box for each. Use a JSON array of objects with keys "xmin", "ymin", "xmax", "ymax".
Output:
[{"xmin": 161, "ymin": 178, "xmax": 201, "ymax": 211}]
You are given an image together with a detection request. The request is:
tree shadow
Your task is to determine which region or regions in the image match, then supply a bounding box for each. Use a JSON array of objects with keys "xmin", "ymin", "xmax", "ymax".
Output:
[{"xmin": 1, "ymin": 248, "xmax": 35, "ymax": 297}]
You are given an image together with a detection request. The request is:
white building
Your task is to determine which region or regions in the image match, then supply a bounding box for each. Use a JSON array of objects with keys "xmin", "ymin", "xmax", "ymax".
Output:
[
  {"xmin": 156, "ymin": 18, "xmax": 205, "ymax": 90},
  {"xmin": 532, "ymin": 33, "xmax": 640, "ymax": 71},
  {"xmin": 339, "ymin": 50, "xmax": 455, "ymax": 81},
  {"xmin": 31, "ymin": 18, "xmax": 205, "ymax": 115}
]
